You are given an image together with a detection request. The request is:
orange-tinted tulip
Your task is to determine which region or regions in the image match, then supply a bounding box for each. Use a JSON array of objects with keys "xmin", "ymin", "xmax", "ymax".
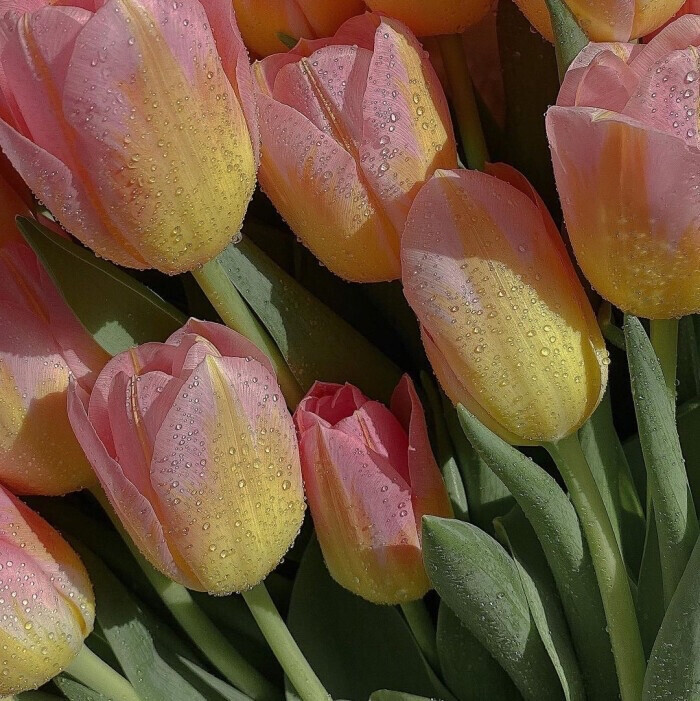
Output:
[
  {"xmin": 364, "ymin": 0, "xmax": 493, "ymax": 36},
  {"xmin": 402, "ymin": 166, "xmax": 609, "ymax": 445},
  {"xmin": 254, "ymin": 12, "xmax": 457, "ymax": 282},
  {"xmin": 514, "ymin": 0, "xmax": 684, "ymax": 42},
  {"xmin": 68, "ymin": 319, "xmax": 305, "ymax": 594},
  {"xmin": 0, "ymin": 484, "xmax": 95, "ymax": 694},
  {"xmin": 233, "ymin": 0, "xmax": 365, "ymax": 57},
  {"xmin": 294, "ymin": 376, "xmax": 452, "ymax": 604},
  {"xmin": 0, "ymin": 0, "xmax": 258, "ymax": 274},
  {"xmin": 0, "ymin": 174, "xmax": 109, "ymax": 496},
  {"xmin": 546, "ymin": 17, "xmax": 700, "ymax": 318}
]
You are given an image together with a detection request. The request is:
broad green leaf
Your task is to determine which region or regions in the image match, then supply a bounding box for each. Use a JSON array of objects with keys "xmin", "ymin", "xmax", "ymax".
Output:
[
  {"xmin": 643, "ymin": 535, "xmax": 700, "ymax": 700},
  {"xmin": 580, "ymin": 392, "xmax": 646, "ymax": 576},
  {"xmin": 543, "ymin": 0, "xmax": 588, "ymax": 78},
  {"xmin": 625, "ymin": 316, "xmax": 699, "ymax": 605},
  {"xmin": 422, "ymin": 517, "xmax": 562, "ymax": 701},
  {"xmin": 637, "ymin": 506, "xmax": 665, "ymax": 657},
  {"xmin": 443, "ymin": 400, "xmax": 512, "ymax": 531},
  {"xmin": 495, "ymin": 508, "xmax": 585, "ymax": 701},
  {"xmin": 286, "ymin": 538, "xmax": 440, "ymax": 701},
  {"xmin": 437, "ymin": 602, "xmax": 521, "ymax": 701},
  {"xmin": 17, "ymin": 217, "xmax": 184, "ymax": 355},
  {"xmin": 216, "ymin": 237, "xmax": 401, "ymax": 402},
  {"xmin": 457, "ymin": 406, "xmax": 618, "ymax": 701},
  {"xmin": 53, "ymin": 678, "xmax": 106, "ymax": 701}
]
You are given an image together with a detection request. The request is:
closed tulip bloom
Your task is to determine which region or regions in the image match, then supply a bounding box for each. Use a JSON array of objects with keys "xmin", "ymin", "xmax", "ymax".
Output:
[
  {"xmin": 546, "ymin": 16, "xmax": 700, "ymax": 318},
  {"xmin": 254, "ymin": 13, "xmax": 457, "ymax": 282},
  {"xmin": 402, "ymin": 167, "xmax": 609, "ymax": 445},
  {"xmin": 68, "ymin": 319, "xmax": 305, "ymax": 594},
  {"xmin": 646, "ymin": 0, "xmax": 700, "ymax": 39},
  {"xmin": 294, "ymin": 376, "xmax": 452, "ymax": 604},
  {"xmin": 0, "ymin": 0, "xmax": 258, "ymax": 274},
  {"xmin": 0, "ymin": 176, "xmax": 109, "ymax": 496},
  {"xmin": 0, "ymin": 484, "xmax": 95, "ymax": 694},
  {"xmin": 233, "ymin": 0, "xmax": 365, "ymax": 57},
  {"xmin": 364, "ymin": 0, "xmax": 492, "ymax": 36},
  {"xmin": 513, "ymin": 0, "xmax": 684, "ymax": 42}
]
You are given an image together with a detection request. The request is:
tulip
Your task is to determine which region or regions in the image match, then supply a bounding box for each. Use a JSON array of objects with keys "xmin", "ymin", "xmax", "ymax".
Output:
[
  {"xmin": 294, "ymin": 376, "xmax": 452, "ymax": 604},
  {"xmin": 546, "ymin": 16, "xmax": 700, "ymax": 319},
  {"xmin": 402, "ymin": 166, "xmax": 609, "ymax": 445},
  {"xmin": 253, "ymin": 12, "xmax": 458, "ymax": 282},
  {"xmin": 363, "ymin": 0, "xmax": 492, "ymax": 37},
  {"xmin": 0, "ymin": 175, "xmax": 109, "ymax": 496},
  {"xmin": 233, "ymin": 0, "xmax": 365, "ymax": 57},
  {"xmin": 646, "ymin": 0, "xmax": 700, "ymax": 39},
  {"xmin": 0, "ymin": 0, "xmax": 258, "ymax": 274},
  {"xmin": 513, "ymin": 0, "xmax": 684, "ymax": 42},
  {"xmin": 68, "ymin": 318, "xmax": 306, "ymax": 594},
  {"xmin": 0, "ymin": 484, "xmax": 95, "ymax": 694}
]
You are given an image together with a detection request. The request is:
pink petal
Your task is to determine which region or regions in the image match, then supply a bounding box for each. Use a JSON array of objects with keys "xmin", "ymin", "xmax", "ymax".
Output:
[
  {"xmin": 255, "ymin": 91, "xmax": 400, "ymax": 281},
  {"xmin": 547, "ymin": 105, "xmax": 700, "ymax": 318},
  {"xmin": 573, "ymin": 51, "xmax": 639, "ymax": 110},
  {"xmin": 149, "ymin": 355, "xmax": 305, "ymax": 593},
  {"xmin": 295, "ymin": 381, "xmax": 370, "ymax": 432},
  {"xmin": 358, "ymin": 18, "xmax": 457, "ymax": 233}
]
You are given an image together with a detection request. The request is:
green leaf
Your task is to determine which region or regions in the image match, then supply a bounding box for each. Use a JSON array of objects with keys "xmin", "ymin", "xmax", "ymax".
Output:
[
  {"xmin": 437, "ymin": 602, "xmax": 522, "ymax": 701},
  {"xmin": 625, "ymin": 316, "xmax": 699, "ymax": 605},
  {"xmin": 457, "ymin": 406, "xmax": 618, "ymax": 701},
  {"xmin": 53, "ymin": 677, "xmax": 106, "ymax": 701},
  {"xmin": 543, "ymin": 0, "xmax": 588, "ymax": 78},
  {"xmin": 580, "ymin": 391, "xmax": 646, "ymax": 576},
  {"xmin": 286, "ymin": 538, "xmax": 440, "ymax": 701},
  {"xmin": 495, "ymin": 508, "xmax": 585, "ymax": 701},
  {"xmin": 643, "ymin": 535, "xmax": 700, "ymax": 700},
  {"xmin": 422, "ymin": 517, "xmax": 562, "ymax": 701},
  {"xmin": 216, "ymin": 237, "xmax": 401, "ymax": 402},
  {"xmin": 637, "ymin": 505, "xmax": 666, "ymax": 657},
  {"xmin": 17, "ymin": 692, "xmax": 64, "ymax": 700},
  {"xmin": 677, "ymin": 316, "xmax": 700, "ymax": 404},
  {"xmin": 74, "ymin": 546, "xmax": 221, "ymax": 701},
  {"xmin": 17, "ymin": 217, "xmax": 184, "ymax": 355}
]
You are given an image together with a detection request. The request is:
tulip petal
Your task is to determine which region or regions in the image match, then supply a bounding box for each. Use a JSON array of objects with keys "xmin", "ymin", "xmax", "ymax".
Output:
[
  {"xmin": 402, "ymin": 169, "xmax": 606, "ymax": 443},
  {"xmin": 572, "ymin": 51, "xmax": 639, "ymax": 111},
  {"xmin": 359, "ymin": 19, "xmax": 457, "ymax": 232},
  {"xmin": 67, "ymin": 381, "xmax": 191, "ymax": 586},
  {"xmin": 547, "ymin": 106, "xmax": 700, "ymax": 318},
  {"xmin": 565, "ymin": 0, "xmax": 634, "ymax": 41},
  {"xmin": 149, "ymin": 355, "xmax": 305, "ymax": 593},
  {"xmin": 60, "ymin": 0, "xmax": 256, "ymax": 272},
  {"xmin": 256, "ymin": 91, "xmax": 400, "ymax": 281}
]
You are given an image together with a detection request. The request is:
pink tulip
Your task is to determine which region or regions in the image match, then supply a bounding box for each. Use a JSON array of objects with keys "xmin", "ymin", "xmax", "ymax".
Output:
[
  {"xmin": 0, "ymin": 483, "xmax": 95, "ymax": 694},
  {"xmin": 68, "ymin": 319, "xmax": 306, "ymax": 594},
  {"xmin": 645, "ymin": 0, "xmax": 700, "ymax": 39},
  {"xmin": 253, "ymin": 12, "xmax": 458, "ymax": 282},
  {"xmin": 294, "ymin": 376, "xmax": 452, "ymax": 604},
  {"xmin": 0, "ymin": 172, "xmax": 109, "ymax": 496},
  {"xmin": 0, "ymin": 0, "xmax": 258, "ymax": 274},
  {"xmin": 546, "ymin": 16, "xmax": 700, "ymax": 319}
]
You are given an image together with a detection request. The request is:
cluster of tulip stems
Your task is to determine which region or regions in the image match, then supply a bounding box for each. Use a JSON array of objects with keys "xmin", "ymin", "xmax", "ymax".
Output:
[{"xmin": 0, "ymin": 0, "xmax": 698, "ymax": 699}]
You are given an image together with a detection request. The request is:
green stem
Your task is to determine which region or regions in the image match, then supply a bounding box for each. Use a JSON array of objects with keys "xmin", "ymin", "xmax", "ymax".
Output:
[
  {"xmin": 547, "ymin": 434, "xmax": 645, "ymax": 701},
  {"xmin": 438, "ymin": 34, "xmax": 489, "ymax": 171},
  {"xmin": 650, "ymin": 318, "xmax": 679, "ymax": 403},
  {"xmin": 92, "ymin": 489, "xmax": 279, "ymax": 701},
  {"xmin": 193, "ymin": 258, "xmax": 304, "ymax": 407},
  {"xmin": 65, "ymin": 646, "xmax": 142, "ymax": 701},
  {"xmin": 400, "ymin": 600, "xmax": 440, "ymax": 671},
  {"xmin": 242, "ymin": 583, "xmax": 330, "ymax": 701}
]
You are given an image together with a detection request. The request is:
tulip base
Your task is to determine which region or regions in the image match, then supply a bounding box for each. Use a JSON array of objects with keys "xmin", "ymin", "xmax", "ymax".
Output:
[
  {"xmin": 242, "ymin": 583, "xmax": 330, "ymax": 701},
  {"xmin": 65, "ymin": 645, "xmax": 141, "ymax": 701},
  {"xmin": 546, "ymin": 434, "xmax": 645, "ymax": 701}
]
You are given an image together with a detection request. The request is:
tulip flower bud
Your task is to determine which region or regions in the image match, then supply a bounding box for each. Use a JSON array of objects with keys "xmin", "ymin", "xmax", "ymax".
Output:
[
  {"xmin": 513, "ymin": 0, "xmax": 684, "ymax": 42},
  {"xmin": 546, "ymin": 17, "xmax": 700, "ymax": 319},
  {"xmin": 254, "ymin": 12, "xmax": 457, "ymax": 282},
  {"xmin": 68, "ymin": 319, "xmax": 305, "ymax": 594},
  {"xmin": 0, "ymin": 484, "xmax": 95, "ymax": 694},
  {"xmin": 294, "ymin": 376, "xmax": 452, "ymax": 604},
  {"xmin": 233, "ymin": 0, "xmax": 365, "ymax": 57},
  {"xmin": 402, "ymin": 167, "xmax": 609, "ymax": 445},
  {"xmin": 0, "ymin": 0, "xmax": 258, "ymax": 274},
  {"xmin": 364, "ymin": 0, "xmax": 492, "ymax": 36},
  {"xmin": 0, "ymin": 175, "xmax": 109, "ymax": 496},
  {"xmin": 645, "ymin": 0, "xmax": 700, "ymax": 39}
]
